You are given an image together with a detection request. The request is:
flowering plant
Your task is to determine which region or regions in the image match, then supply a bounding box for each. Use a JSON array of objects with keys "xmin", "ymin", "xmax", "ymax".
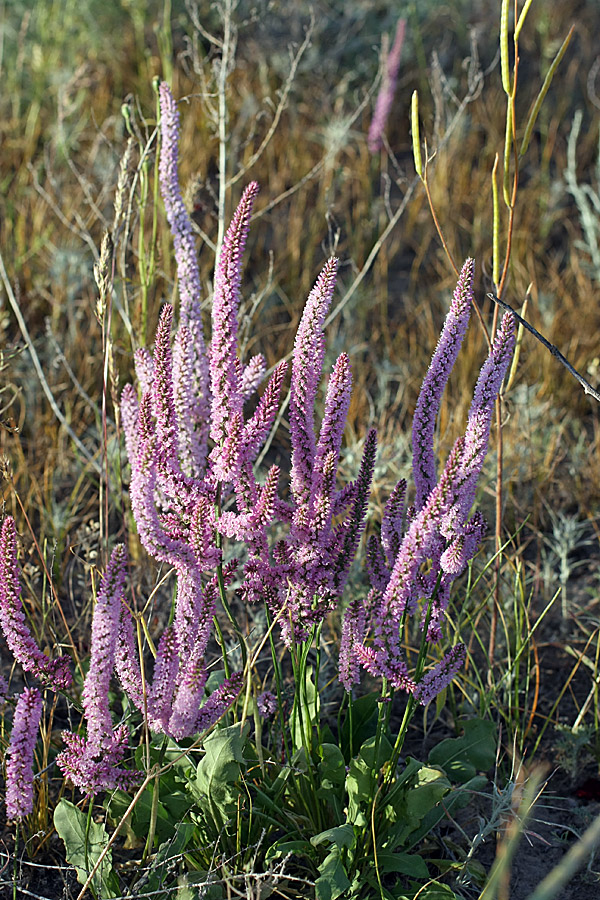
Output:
[{"xmin": 0, "ymin": 81, "xmax": 514, "ymax": 900}]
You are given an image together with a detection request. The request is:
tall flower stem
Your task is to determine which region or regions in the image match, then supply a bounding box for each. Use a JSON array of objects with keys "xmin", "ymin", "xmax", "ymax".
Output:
[
  {"xmin": 384, "ymin": 591, "xmax": 438, "ymax": 787},
  {"xmin": 214, "ymin": 484, "xmax": 248, "ymax": 686},
  {"xmin": 289, "ymin": 631, "xmax": 323, "ymax": 832},
  {"xmin": 264, "ymin": 605, "xmax": 291, "ymax": 765}
]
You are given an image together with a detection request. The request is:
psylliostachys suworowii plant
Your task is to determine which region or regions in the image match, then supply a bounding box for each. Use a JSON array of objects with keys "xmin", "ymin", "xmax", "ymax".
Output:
[
  {"xmin": 0, "ymin": 81, "xmax": 514, "ymax": 819},
  {"xmin": 120, "ymin": 83, "xmax": 514, "ymax": 720}
]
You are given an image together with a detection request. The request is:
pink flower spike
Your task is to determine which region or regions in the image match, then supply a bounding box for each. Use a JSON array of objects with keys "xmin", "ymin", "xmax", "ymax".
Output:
[
  {"xmin": 310, "ymin": 352, "xmax": 353, "ymax": 521},
  {"xmin": 240, "ymin": 354, "xmax": 267, "ymax": 400},
  {"xmin": 412, "ymin": 258, "xmax": 474, "ymax": 510},
  {"xmin": 368, "ymin": 19, "xmax": 407, "ymax": 153},
  {"xmin": 381, "ymin": 479, "xmax": 407, "ymax": 566},
  {"xmin": 339, "ymin": 597, "xmax": 366, "ymax": 691},
  {"xmin": 114, "ymin": 603, "xmax": 144, "ymax": 711},
  {"xmin": 173, "ymin": 323, "xmax": 209, "ymax": 476},
  {"xmin": 210, "ymin": 182, "xmax": 260, "ymax": 454},
  {"xmin": 0, "ymin": 517, "xmax": 71, "ymax": 691},
  {"xmin": 5, "ymin": 687, "xmax": 42, "ymax": 819},
  {"xmin": 120, "ymin": 383, "xmax": 140, "ymax": 465},
  {"xmin": 158, "ymin": 81, "xmax": 211, "ymax": 432},
  {"xmin": 242, "ymin": 360, "xmax": 288, "ymax": 461},
  {"xmin": 82, "ymin": 545, "xmax": 127, "ymax": 754},
  {"xmin": 290, "ymin": 258, "xmax": 339, "ymax": 509},
  {"xmin": 147, "ymin": 626, "xmax": 179, "ymax": 733},
  {"xmin": 152, "ymin": 304, "xmax": 181, "ymax": 472},
  {"xmin": 413, "ymin": 644, "xmax": 466, "ymax": 705}
]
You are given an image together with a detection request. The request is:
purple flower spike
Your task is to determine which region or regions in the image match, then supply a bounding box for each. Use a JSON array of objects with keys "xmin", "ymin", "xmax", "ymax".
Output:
[
  {"xmin": 381, "ymin": 479, "xmax": 407, "ymax": 566},
  {"xmin": 195, "ymin": 671, "xmax": 244, "ymax": 732},
  {"xmin": 147, "ymin": 626, "xmax": 179, "ymax": 733},
  {"xmin": 173, "ymin": 324, "xmax": 208, "ymax": 476},
  {"xmin": 242, "ymin": 360, "xmax": 288, "ymax": 461},
  {"xmin": 0, "ymin": 517, "xmax": 71, "ymax": 691},
  {"xmin": 412, "ymin": 258, "xmax": 474, "ymax": 510},
  {"xmin": 159, "ymin": 81, "xmax": 201, "ymax": 323},
  {"xmin": 134, "ymin": 347, "xmax": 154, "ymax": 394},
  {"xmin": 310, "ymin": 353, "xmax": 353, "ymax": 527},
  {"xmin": 290, "ymin": 258, "xmax": 339, "ymax": 510},
  {"xmin": 383, "ymin": 435, "xmax": 466, "ymax": 620},
  {"xmin": 121, "ymin": 383, "xmax": 140, "ymax": 465},
  {"xmin": 452, "ymin": 311, "xmax": 516, "ymax": 526},
  {"xmin": 57, "ymin": 724, "xmax": 138, "ymax": 796},
  {"xmin": 0, "ymin": 670, "xmax": 8, "ymax": 704},
  {"xmin": 413, "ymin": 644, "xmax": 466, "ymax": 705},
  {"xmin": 152, "ymin": 304, "xmax": 181, "ymax": 472},
  {"xmin": 82, "ymin": 545, "xmax": 127, "ymax": 754},
  {"xmin": 209, "ymin": 182, "xmax": 260, "ymax": 466},
  {"xmin": 368, "ymin": 19, "xmax": 407, "ymax": 153},
  {"xmin": 334, "ymin": 428, "xmax": 378, "ymax": 593},
  {"xmin": 115, "ymin": 604, "xmax": 144, "ymax": 711},
  {"xmin": 5, "ymin": 687, "xmax": 42, "ymax": 819},
  {"xmin": 339, "ymin": 598, "xmax": 366, "ymax": 691},
  {"xmin": 241, "ymin": 354, "xmax": 267, "ymax": 400},
  {"xmin": 158, "ymin": 81, "xmax": 211, "ymax": 434},
  {"xmin": 257, "ymin": 689, "xmax": 278, "ymax": 719}
]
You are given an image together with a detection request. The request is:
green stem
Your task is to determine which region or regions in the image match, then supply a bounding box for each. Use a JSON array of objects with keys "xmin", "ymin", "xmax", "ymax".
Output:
[
  {"xmin": 213, "ymin": 614, "xmax": 232, "ymax": 681},
  {"xmin": 142, "ymin": 770, "xmax": 160, "ymax": 862},
  {"xmin": 384, "ymin": 594, "xmax": 437, "ymax": 786},
  {"xmin": 290, "ymin": 633, "xmax": 323, "ymax": 831},
  {"xmin": 264, "ymin": 605, "xmax": 290, "ymax": 764}
]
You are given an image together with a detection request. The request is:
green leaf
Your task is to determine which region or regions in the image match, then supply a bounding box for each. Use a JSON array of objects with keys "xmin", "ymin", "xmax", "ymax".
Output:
[
  {"xmin": 318, "ymin": 743, "xmax": 346, "ymax": 791},
  {"xmin": 381, "ymin": 757, "xmax": 424, "ymax": 811},
  {"xmin": 341, "ymin": 692, "xmax": 379, "ymax": 762},
  {"xmin": 346, "ymin": 735, "xmax": 393, "ymax": 826},
  {"xmin": 54, "ymin": 799, "xmax": 120, "ymax": 898},
  {"xmin": 391, "ymin": 766, "xmax": 451, "ymax": 846},
  {"xmin": 265, "ymin": 839, "xmax": 315, "ymax": 862},
  {"xmin": 142, "ymin": 823, "xmax": 195, "ymax": 898},
  {"xmin": 291, "ymin": 665, "xmax": 319, "ymax": 751},
  {"xmin": 177, "ymin": 869, "xmax": 223, "ymax": 899},
  {"xmin": 311, "ymin": 823, "xmax": 355, "ymax": 851},
  {"xmin": 317, "ymin": 742, "xmax": 346, "ymax": 818},
  {"xmin": 315, "ymin": 848, "xmax": 351, "ymax": 900},
  {"xmin": 428, "ymin": 718, "xmax": 496, "ymax": 783},
  {"xmin": 396, "ymin": 883, "xmax": 458, "ymax": 900},
  {"xmin": 376, "ymin": 850, "xmax": 429, "ymax": 878},
  {"xmin": 190, "ymin": 723, "xmax": 248, "ymax": 828}
]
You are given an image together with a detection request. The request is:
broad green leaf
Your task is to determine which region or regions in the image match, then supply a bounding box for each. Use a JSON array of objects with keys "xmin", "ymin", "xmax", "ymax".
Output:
[
  {"xmin": 346, "ymin": 735, "xmax": 393, "ymax": 826},
  {"xmin": 54, "ymin": 799, "xmax": 120, "ymax": 898},
  {"xmin": 318, "ymin": 743, "xmax": 346, "ymax": 791},
  {"xmin": 177, "ymin": 870, "xmax": 222, "ymax": 899},
  {"xmin": 265, "ymin": 839, "xmax": 314, "ymax": 862},
  {"xmin": 142, "ymin": 823, "xmax": 195, "ymax": 898},
  {"xmin": 382, "ymin": 757, "xmax": 424, "ymax": 812},
  {"xmin": 376, "ymin": 850, "xmax": 429, "ymax": 878},
  {"xmin": 341, "ymin": 692, "xmax": 379, "ymax": 762},
  {"xmin": 392, "ymin": 766, "xmax": 451, "ymax": 846},
  {"xmin": 191, "ymin": 723, "xmax": 248, "ymax": 829},
  {"xmin": 311, "ymin": 823, "xmax": 355, "ymax": 850},
  {"xmin": 315, "ymin": 848, "xmax": 351, "ymax": 900},
  {"xmin": 318, "ymin": 742, "xmax": 346, "ymax": 818},
  {"xmin": 396, "ymin": 883, "xmax": 458, "ymax": 900},
  {"xmin": 291, "ymin": 665, "xmax": 319, "ymax": 751},
  {"xmin": 428, "ymin": 718, "xmax": 496, "ymax": 783}
]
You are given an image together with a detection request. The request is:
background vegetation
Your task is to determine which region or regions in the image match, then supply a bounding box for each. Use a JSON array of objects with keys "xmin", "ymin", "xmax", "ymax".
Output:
[{"xmin": 1, "ymin": 0, "xmax": 600, "ymax": 897}]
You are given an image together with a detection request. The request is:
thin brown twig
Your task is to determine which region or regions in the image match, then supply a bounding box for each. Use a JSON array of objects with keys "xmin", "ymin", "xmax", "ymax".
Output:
[{"xmin": 488, "ymin": 292, "xmax": 600, "ymax": 403}]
